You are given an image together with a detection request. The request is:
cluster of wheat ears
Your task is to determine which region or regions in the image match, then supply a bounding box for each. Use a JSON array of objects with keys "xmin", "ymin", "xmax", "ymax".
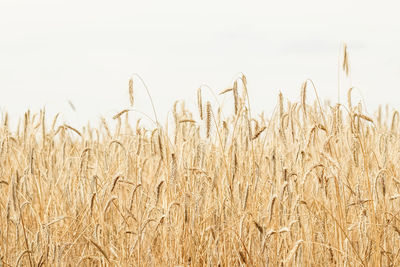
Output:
[{"xmin": 1, "ymin": 54, "xmax": 400, "ymax": 267}]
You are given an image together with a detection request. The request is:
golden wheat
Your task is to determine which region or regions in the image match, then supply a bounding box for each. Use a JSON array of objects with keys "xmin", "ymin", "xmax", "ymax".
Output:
[{"xmin": 0, "ymin": 74, "xmax": 399, "ymax": 266}]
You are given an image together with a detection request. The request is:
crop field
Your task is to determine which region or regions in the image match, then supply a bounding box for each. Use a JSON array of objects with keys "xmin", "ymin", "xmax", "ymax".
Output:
[{"xmin": 1, "ymin": 74, "xmax": 400, "ymax": 266}]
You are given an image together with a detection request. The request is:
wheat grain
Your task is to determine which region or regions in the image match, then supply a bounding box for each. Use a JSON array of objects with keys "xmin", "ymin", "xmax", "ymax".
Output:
[
  {"xmin": 233, "ymin": 81, "xmax": 239, "ymax": 115},
  {"xmin": 252, "ymin": 126, "xmax": 266, "ymax": 140},
  {"xmin": 197, "ymin": 88, "xmax": 203, "ymax": 120},
  {"xmin": 219, "ymin": 88, "xmax": 233, "ymax": 95},
  {"xmin": 343, "ymin": 43, "xmax": 349, "ymax": 76},
  {"xmin": 113, "ymin": 109, "xmax": 130, "ymax": 120},
  {"xmin": 347, "ymin": 87, "xmax": 353, "ymax": 110},
  {"xmin": 89, "ymin": 239, "xmax": 111, "ymax": 263},
  {"xmin": 63, "ymin": 124, "xmax": 82, "ymax": 137},
  {"xmin": 129, "ymin": 78, "xmax": 134, "ymax": 106}
]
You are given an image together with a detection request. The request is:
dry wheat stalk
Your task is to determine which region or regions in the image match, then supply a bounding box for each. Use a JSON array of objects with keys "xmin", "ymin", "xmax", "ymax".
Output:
[
  {"xmin": 301, "ymin": 81, "xmax": 307, "ymax": 120},
  {"xmin": 343, "ymin": 43, "xmax": 349, "ymax": 76},
  {"xmin": 63, "ymin": 124, "xmax": 82, "ymax": 137},
  {"xmin": 197, "ymin": 88, "xmax": 203, "ymax": 120},
  {"xmin": 113, "ymin": 109, "xmax": 130, "ymax": 120},
  {"xmin": 233, "ymin": 81, "xmax": 239, "ymax": 115},
  {"xmin": 347, "ymin": 87, "xmax": 353, "ymax": 110},
  {"xmin": 252, "ymin": 126, "xmax": 266, "ymax": 140},
  {"xmin": 219, "ymin": 88, "xmax": 233, "ymax": 95},
  {"xmin": 206, "ymin": 101, "xmax": 211, "ymax": 138},
  {"xmin": 129, "ymin": 78, "xmax": 134, "ymax": 106}
]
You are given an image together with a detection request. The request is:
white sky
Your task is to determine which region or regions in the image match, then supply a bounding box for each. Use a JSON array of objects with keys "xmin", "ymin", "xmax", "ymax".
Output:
[{"xmin": 1, "ymin": 0, "xmax": 399, "ymax": 127}]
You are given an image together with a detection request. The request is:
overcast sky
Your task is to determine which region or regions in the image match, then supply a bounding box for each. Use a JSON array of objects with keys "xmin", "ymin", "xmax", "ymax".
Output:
[{"xmin": 1, "ymin": 0, "xmax": 399, "ymax": 127}]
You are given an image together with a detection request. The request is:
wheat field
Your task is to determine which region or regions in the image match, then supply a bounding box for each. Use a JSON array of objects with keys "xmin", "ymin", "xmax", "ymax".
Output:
[{"xmin": 1, "ymin": 74, "xmax": 400, "ymax": 266}]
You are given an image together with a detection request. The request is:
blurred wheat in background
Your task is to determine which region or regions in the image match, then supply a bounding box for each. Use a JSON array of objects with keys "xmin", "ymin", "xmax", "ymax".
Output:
[{"xmin": 1, "ymin": 50, "xmax": 400, "ymax": 266}]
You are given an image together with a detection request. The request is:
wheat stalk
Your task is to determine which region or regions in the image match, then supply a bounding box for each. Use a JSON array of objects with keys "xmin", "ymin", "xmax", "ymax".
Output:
[
  {"xmin": 206, "ymin": 101, "xmax": 211, "ymax": 138},
  {"xmin": 197, "ymin": 88, "xmax": 203, "ymax": 120},
  {"xmin": 129, "ymin": 78, "xmax": 134, "ymax": 106}
]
